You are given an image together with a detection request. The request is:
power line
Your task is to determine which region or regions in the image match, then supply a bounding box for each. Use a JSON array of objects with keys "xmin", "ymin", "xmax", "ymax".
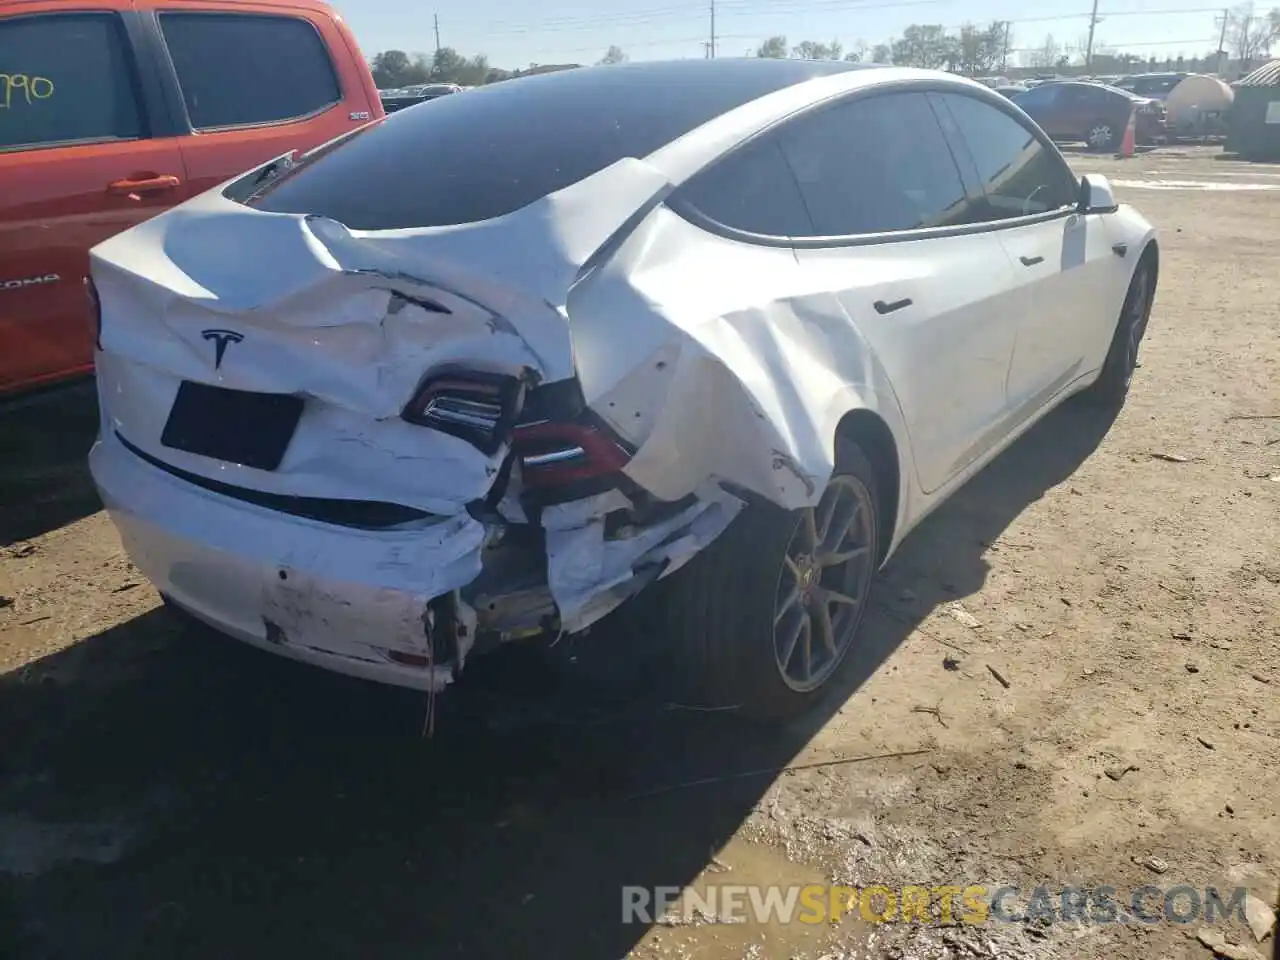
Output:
[
  {"xmin": 460, "ymin": 1, "xmax": 1227, "ymax": 37},
  {"xmin": 409, "ymin": 1, "xmax": 1229, "ymax": 63},
  {"xmin": 1009, "ymin": 35, "xmax": 1216, "ymax": 52},
  {"xmin": 467, "ymin": 0, "xmax": 952, "ymax": 36}
]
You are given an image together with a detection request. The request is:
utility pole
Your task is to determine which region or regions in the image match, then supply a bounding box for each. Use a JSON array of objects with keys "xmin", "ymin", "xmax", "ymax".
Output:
[
  {"xmin": 1084, "ymin": 0, "xmax": 1101, "ymax": 69},
  {"xmin": 709, "ymin": 0, "xmax": 716, "ymax": 58},
  {"xmin": 433, "ymin": 13, "xmax": 441, "ymax": 55},
  {"xmin": 1001, "ymin": 20, "xmax": 1012, "ymax": 73},
  {"xmin": 1216, "ymin": 7, "xmax": 1230, "ymax": 74}
]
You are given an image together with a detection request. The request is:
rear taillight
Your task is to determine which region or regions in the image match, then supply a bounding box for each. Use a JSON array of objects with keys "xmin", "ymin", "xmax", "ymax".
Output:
[
  {"xmin": 404, "ymin": 370, "xmax": 635, "ymax": 496},
  {"xmin": 86, "ymin": 278, "xmax": 102, "ymax": 350},
  {"xmin": 401, "ymin": 371, "xmax": 524, "ymax": 455},
  {"xmin": 512, "ymin": 418, "xmax": 632, "ymax": 489}
]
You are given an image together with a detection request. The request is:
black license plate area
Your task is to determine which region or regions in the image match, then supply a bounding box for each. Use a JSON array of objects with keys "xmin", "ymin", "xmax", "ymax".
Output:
[{"xmin": 161, "ymin": 382, "xmax": 303, "ymax": 471}]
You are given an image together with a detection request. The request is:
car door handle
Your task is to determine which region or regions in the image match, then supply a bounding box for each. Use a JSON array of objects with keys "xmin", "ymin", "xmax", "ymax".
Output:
[
  {"xmin": 107, "ymin": 175, "xmax": 181, "ymax": 196},
  {"xmin": 1112, "ymin": 242, "xmax": 1129, "ymax": 257},
  {"xmin": 873, "ymin": 297, "xmax": 913, "ymax": 315},
  {"xmin": 1019, "ymin": 255, "xmax": 1045, "ymax": 267}
]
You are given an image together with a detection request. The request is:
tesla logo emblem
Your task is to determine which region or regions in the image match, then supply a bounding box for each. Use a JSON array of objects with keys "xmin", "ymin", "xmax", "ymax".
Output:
[{"xmin": 201, "ymin": 328, "xmax": 244, "ymax": 369}]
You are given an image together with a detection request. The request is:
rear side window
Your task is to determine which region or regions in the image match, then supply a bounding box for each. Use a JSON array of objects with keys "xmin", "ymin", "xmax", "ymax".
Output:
[
  {"xmin": 677, "ymin": 137, "xmax": 813, "ymax": 237},
  {"xmin": 159, "ymin": 13, "xmax": 340, "ymax": 130},
  {"xmin": 938, "ymin": 93, "xmax": 1078, "ymax": 219},
  {"xmin": 0, "ymin": 14, "xmax": 143, "ymax": 151},
  {"xmin": 775, "ymin": 92, "xmax": 974, "ymax": 236}
]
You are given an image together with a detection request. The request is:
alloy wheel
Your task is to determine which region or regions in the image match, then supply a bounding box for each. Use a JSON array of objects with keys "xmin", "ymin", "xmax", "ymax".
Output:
[
  {"xmin": 773, "ymin": 475, "xmax": 876, "ymax": 693},
  {"xmin": 1089, "ymin": 124, "xmax": 1114, "ymax": 148}
]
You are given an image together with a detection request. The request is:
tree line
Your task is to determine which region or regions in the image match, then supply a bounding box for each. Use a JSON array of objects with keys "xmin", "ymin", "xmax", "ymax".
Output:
[
  {"xmin": 370, "ymin": 44, "xmax": 627, "ymax": 89},
  {"xmin": 754, "ymin": 23, "xmax": 1010, "ymax": 75},
  {"xmin": 370, "ymin": 3, "xmax": 1279, "ymax": 91},
  {"xmin": 370, "ymin": 48, "xmax": 575, "ymax": 89}
]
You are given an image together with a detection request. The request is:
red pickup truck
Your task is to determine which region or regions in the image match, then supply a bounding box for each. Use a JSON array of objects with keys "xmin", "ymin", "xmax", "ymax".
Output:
[{"xmin": 0, "ymin": 0, "xmax": 384, "ymax": 397}]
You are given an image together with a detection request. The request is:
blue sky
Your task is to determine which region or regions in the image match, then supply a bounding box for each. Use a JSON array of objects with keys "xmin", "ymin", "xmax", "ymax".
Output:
[{"xmin": 337, "ymin": 0, "xmax": 1230, "ymax": 69}]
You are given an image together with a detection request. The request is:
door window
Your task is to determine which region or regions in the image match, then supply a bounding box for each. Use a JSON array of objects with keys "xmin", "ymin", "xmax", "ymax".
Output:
[
  {"xmin": 1013, "ymin": 85, "xmax": 1059, "ymax": 109},
  {"xmin": 0, "ymin": 14, "xmax": 144, "ymax": 151},
  {"xmin": 1061, "ymin": 85, "xmax": 1108, "ymax": 111},
  {"xmin": 937, "ymin": 93, "xmax": 1078, "ymax": 220},
  {"xmin": 159, "ymin": 13, "xmax": 340, "ymax": 130},
  {"xmin": 775, "ymin": 92, "xmax": 974, "ymax": 236}
]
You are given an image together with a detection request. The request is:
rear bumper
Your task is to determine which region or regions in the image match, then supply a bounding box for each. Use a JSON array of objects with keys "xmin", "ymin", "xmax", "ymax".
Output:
[{"xmin": 90, "ymin": 431, "xmax": 488, "ymax": 691}]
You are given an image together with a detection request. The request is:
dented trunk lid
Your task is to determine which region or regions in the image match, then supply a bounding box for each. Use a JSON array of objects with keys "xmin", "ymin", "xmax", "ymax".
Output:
[{"xmin": 89, "ymin": 159, "xmax": 672, "ymax": 518}]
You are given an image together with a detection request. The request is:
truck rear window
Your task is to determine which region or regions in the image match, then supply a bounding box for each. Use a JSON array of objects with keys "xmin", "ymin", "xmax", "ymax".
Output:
[{"xmin": 159, "ymin": 13, "xmax": 340, "ymax": 129}]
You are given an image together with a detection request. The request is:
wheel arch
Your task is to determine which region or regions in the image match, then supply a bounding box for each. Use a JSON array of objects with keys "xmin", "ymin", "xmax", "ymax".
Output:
[
  {"xmin": 1138, "ymin": 237, "xmax": 1160, "ymax": 284},
  {"xmin": 834, "ymin": 409, "xmax": 901, "ymax": 566}
]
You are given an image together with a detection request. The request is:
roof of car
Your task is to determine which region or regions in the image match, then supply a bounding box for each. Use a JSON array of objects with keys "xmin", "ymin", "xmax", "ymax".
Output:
[{"xmin": 482, "ymin": 57, "xmax": 878, "ymax": 97}]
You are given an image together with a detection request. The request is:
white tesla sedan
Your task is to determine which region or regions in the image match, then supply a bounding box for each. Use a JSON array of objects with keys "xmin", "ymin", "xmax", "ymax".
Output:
[{"xmin": 88, "ymin": 59, "xmax": 1157, "ymax": 718}]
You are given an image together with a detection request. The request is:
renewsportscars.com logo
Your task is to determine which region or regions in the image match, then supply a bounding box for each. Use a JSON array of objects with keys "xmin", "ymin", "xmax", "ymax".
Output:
[{"xmin": 622, "ymin": 883, "xmax": 1266, "ymax": 929}]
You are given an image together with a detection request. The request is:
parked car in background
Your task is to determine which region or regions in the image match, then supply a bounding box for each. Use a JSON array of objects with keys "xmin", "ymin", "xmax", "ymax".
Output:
[
  {"xmin": 403, "ymin": 82, "xmax": 462, "ymax": 98},
  {"xmin": 88, "ymin": 60, "xmax": 1158, "ymax": 718},
  {"xmin": 1115, "ymin": 72, "xmax": 1189, "ymax": 100},
  {"xmin": 1014, "ymin": 81, "xmax": 1165, "ymax": 150},
  {"xmin": 380, "ymin": 82, "xmax": 463, "ymax": 113},
  {"xmin": 0, "ymin": 0, "xmax": 384, "ymax": 398},
  {"xmin": 993, "ymin": 84, "xmax": 1028, "ymax": 99}
]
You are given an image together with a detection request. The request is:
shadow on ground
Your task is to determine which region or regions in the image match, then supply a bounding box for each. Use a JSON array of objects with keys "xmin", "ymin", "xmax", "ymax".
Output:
[
  {"xmin": 0, "ymin": 401, "xmax": 1119, "ymax": 960},
  {"xmin": 0, "ymin": 381, "xmax": 101, "ymax": 547}
]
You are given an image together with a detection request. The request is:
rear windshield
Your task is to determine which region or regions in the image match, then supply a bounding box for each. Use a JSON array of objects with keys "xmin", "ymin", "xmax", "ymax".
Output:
[{"xmin": 247, "ymin": 59, "xmax": 864, "ymax": 230}]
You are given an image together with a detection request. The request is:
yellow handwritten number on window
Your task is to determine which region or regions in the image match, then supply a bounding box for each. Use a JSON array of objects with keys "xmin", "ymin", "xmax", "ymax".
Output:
[{"xmin": 1, "ymin": 73, "xmax": 57, "ymax": 110}]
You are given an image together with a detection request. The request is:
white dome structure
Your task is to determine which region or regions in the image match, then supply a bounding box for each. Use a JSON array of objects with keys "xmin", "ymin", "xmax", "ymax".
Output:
[{"xmin": 1165, "ymin": 74, "xmax": 1235, "ymax": 136}]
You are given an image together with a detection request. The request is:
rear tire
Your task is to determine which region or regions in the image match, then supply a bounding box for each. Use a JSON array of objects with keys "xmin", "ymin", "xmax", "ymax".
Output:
[
  {"xmin": 1080, "ymin": 258, "xmax": 1154, "ymax": 408},
  {"xmin": 652, "ymin": 440, "xmax": 881, "ymax": 721}
]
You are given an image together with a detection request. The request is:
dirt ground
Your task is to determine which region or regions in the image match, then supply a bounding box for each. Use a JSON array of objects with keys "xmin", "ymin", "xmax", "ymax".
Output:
[{"xmin": 1, "ymin": 146, "xmax": 1277, "ymax": 960}]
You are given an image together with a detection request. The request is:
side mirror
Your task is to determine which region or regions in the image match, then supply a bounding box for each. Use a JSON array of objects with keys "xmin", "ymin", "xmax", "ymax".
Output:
[{"xmin": 1078, "ymin": 174, "xmax": 1119, "ymax": 214}]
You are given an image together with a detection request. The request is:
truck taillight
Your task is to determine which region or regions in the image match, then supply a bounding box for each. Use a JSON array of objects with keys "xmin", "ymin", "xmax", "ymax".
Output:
[
  {"xmin": 512, "ymin": 418, "xmax": 632, "ymax": 488},
  {"xmin": 86, "ymin": 278, "xmax": 102, "ymax": 350}
]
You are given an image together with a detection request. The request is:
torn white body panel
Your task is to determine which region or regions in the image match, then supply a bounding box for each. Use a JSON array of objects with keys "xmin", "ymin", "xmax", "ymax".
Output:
[
  {"xmin": 542, "ymin": 485, "xmax": 744, "ymax": 634},
  {"xmin": 567, "ymin": 206, "xmax": 916, "ymax": 524},
  {"xmin": 90, "ymin": 160, "xmax": 670, "ymax": 515}
]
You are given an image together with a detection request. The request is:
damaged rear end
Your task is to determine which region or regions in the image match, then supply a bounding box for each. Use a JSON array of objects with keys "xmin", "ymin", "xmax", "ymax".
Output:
[{"xmin": 88, "ymin": 152, "xmax": 741, "ymax": 692}]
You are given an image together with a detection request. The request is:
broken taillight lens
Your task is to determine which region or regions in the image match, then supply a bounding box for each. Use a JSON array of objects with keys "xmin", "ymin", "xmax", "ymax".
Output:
[
  {"xmin": 86, "ymin": 278, "xmax": 102, "ymax": 350},
  {"xmin": 512, "ymin": 418, "xmax": 632, "ymax": 488},
  {"xmin": 402, "ymin": 371, "xmax": 524, "ymax": 455}
]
